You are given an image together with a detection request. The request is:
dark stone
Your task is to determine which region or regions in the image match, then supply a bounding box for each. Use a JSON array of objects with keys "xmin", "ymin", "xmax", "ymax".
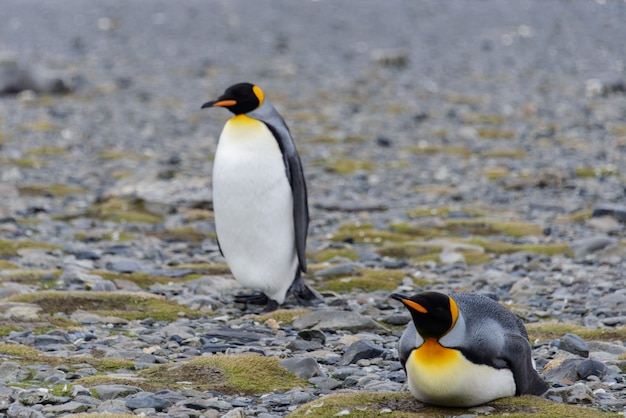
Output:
[
  {"xmin": 339, "ymin": 340, "xmax": 385, "ymax": 366},
  {"xmin": 297, "ymin": 329, "xmax": 326, "ymax": 343},
  {"xmin": 576, "ymin": 359, "xmax": 608, "ymax": 380},
  {"xmin": 558, "ymin": 333, "xmax": 589, "ymax": 358},
  {"xmin": 125, "ymin": 392, "xmax": 172, "ymax": 411},
  {"xmin": 380, "ymin": 314, "xmax": 411, "ymax": 326},
  {"xmin": 591, "ymin": 204, "xmax": 626, "ymax": 223}
]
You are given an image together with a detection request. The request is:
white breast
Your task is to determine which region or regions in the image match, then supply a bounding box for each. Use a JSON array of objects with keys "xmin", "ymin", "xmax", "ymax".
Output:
[{"xmin": 212, "ymin": 115, "xmax": 297, "ymax": 304}]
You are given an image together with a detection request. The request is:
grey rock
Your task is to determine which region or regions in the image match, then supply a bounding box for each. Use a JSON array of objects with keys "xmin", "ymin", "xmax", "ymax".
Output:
[
  {"xmin": 5, "ymin": 404, "xmax": 46, "ymax": 418},
  {"xmin": 0, "ymin": 302, "xmax": 41, "ymax": 321},
  {"xmin": 308, "ymin": 376, "xmax": 342, "ymax": 390},
  {"xmin": 569, "ymin": 235, "xmax": 617, "ymax": 258},
  {"xmin": 125, "ymin": 392, "xmax": 173, "ymax": 411},
  {"xmin": 543, "ymin": 358, "xmax": 582, "ymax": 384},
  {"xmin": 339, "ymin": 340, "xmax": 386, "ymax": 366},
  {"xmin": 576, "ymin": 359, "xmax": 608, "ymax": 380},
  {"xmin": 105, "ymin": 259, "xmax": 148, "ymax": 274},
  {"xmin": 42, "ymin": 401, "xmax": 91, "ymax": 414},
  {"xmin": 314, "ymin": 262, "xmax": 362, "ymax": 278},
  {"xmin": 558, "ymin": 333, "xmax": 589, "ymax": 358},
  {"xmin": 591, "ymin": 204, "xmax": 626, "ymax": 223},
  {"xmin": 546, "ymin": 382, "xmax": 594, "ymax": 404},
  {"xmin": 221, "ymin": 407, "xmax": 246, "ymax": 418},
  {"xmin": 92, "ymin": 384, "xmax": 142, "ymax": 401},
  {"xmin": 279, "ymin": 357, "xmax": 322, "ymax": 379},
  {"xmin": 292, "ymin": 310, "xmax": 389, "ymax": 333},
  {"xmin": 0, "ymin": 361, "xmax": 31, "ymax": 382}
]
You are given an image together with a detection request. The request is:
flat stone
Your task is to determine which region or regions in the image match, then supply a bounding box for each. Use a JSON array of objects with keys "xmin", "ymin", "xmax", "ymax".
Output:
[
  {"xmin": 558, "ymin": 333, "xmax": 589, "ymax": 358},
  {"xmin": 576, "ymin": 359, "xmax": 608, "ymax": 380},
  {"xmin": 279, "ymin": 357, "xmax": 322, "ymax": 379},
  {"xmin": 591, "ymin": 204, "xmax": 626, "ymax": 223},
  {"xmin": 339, "ymin": 340, "xmax": 386, "ymax": 366},
  {"xmin": 125, "ymin": 392, "xmax": 173, "ymax": 411},
  {"xmin": 92, "ymin": 384, "xmax": 142, "ymax": 401},
  {"xmin": 43, "ymin": 401, "xmax": 92, "ymax": 414},
  {"xmin": 292, "ymin": 310, "xmax": 389, "ymax": 333},
  {"xmin": 0, "ymin": 302, "xmax": 41, "ymax": 321}
]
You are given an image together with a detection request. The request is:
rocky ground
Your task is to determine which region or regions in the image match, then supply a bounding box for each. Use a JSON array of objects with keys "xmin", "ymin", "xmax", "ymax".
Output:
[{"xmin": 1, "ymin": 1, "xmax": 626, "ymax": 417}]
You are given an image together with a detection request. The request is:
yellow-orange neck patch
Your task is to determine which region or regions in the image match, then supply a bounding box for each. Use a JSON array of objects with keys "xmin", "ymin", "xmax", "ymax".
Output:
[
  {"xmin": 252, "ymin": 85, "xmax": 265, "ymax": 106},
  {"xmin": 413, "ymin": 338, "xmax": 460, "ymax": 366}
]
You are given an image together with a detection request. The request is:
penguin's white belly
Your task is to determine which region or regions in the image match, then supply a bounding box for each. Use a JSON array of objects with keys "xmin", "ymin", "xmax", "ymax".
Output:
[
  {"xmin": 406, "ymin": 340, "xmax": 516, "ymax": 407},
  {"xmin": 212, "ymin": 115, "xmax": 297, "ymax": 303}
]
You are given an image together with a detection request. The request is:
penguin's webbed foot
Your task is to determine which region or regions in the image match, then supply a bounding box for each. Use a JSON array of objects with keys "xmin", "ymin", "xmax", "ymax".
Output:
[
  {"xmin": 260, "ymin": 299, "xmax": 280, "ymax": 313},
  {"xmin": 233, "ymin": 291, "xmax": 269, "ymax": 305}
]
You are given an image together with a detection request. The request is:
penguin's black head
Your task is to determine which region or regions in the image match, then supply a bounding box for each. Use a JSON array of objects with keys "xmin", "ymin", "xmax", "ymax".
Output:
[
  {"xmin": 390, "ymin": 292, "xmax": 458, "ymax": 338},
  {"xmin": 201, "ymin": 82, "xmax": 264, "ymax": 115}
]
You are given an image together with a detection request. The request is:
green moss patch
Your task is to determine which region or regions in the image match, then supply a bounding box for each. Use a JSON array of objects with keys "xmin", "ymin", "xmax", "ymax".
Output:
[
  {"xmin": 138, "ymin": 354, "xmax": 307, "ymax": 394},
  {"xmin": 526, "ymin": 322, "xmax": 626, "ymax": 342},
  {"xmin": 18, "ymin": 120, "xmax": 61, "ymax": 132},
  {"xmin": 289, "ymin": 392, "xmax": 620, "ymax": 418},
  {"xmin": 25, "ymin": 146, "xmax": 70, "ymax": 156},
  {"xmin": 8, "ymin": 290, "xmax": 202, "ymax": 322},
  {"xmin": 468, "ymin": 239, "xmax": 572, "ymax": 257},
  {"xmin": 0, "ymin": 239, "xmax": 61, "ymax": 257},
  {"xmin": 439, "ymin": 219, "xmax": 543, "ymax": 238},
  {"xmin": 0, "ymin": 260, "xmax": 20, "ymax": 269},
  {"xmin": 331, "ymin": 222, "xmax": 412, "ymax": 245},
  {"xmin": 575, "ymin": 166, "xmax": 619, "ymax": 178},
  {"xmin": 18, "ymin": 183, "xmax": 87, "ymax": 197},
  {"xmin": 476, "ymin": 128, "xmax": 517, "ymax": 139},
  {"xmin": 313, "ymin": 247, "xmax": 360, "ymax": 262},
  {"xmin": 409, "ymin": 144, "xmax": 473, "ymax": 157},
  {"xmin": 318, "ymin": 269, "xmax": 409, "ymax": 293},
  {"xmin": 146, "ymin": 227, "xmax": 214, "ymax": 243},
  {"xmin": 255, "ymin": 308, "xmax": 311, "ymax": 325},
  {"xmin": 55, "ymin": 197, "xmax": 164, "ymax": 224},
  {"xmin": 320, "ymin": 159, "xmax": 375, "ymax": 175}
]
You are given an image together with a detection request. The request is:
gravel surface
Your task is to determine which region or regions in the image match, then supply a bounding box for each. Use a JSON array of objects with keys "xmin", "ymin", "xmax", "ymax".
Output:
[{"xmin": 1, "ymin": 1, "xmax": 626, "ymax": 417}]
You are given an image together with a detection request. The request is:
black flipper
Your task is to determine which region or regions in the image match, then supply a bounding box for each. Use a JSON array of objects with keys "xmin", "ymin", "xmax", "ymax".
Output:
[{"xmin": 502, "ymin": 333, "xmax": 550, "ymax": 396}]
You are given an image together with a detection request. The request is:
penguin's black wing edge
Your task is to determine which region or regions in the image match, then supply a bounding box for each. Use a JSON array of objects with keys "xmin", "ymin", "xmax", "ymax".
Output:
[
  {"xmin": 265, "ymin": 122, "xmax": 309, "ymax": 273},
  {"xmin": 502, "ymin": 333, "xmax": 550, "ymax": 396}
]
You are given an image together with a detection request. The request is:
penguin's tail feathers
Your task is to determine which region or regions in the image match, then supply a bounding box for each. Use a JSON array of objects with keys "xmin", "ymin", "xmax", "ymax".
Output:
[{"xmin": 289, "ymin": 272, "xmax": 324, "ymax": 306}]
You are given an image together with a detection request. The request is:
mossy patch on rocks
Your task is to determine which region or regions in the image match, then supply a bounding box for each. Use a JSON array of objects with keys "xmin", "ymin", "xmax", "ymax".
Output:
[
  {"xmin": 476, "ymin": 128, "xmax": 517, "ymax": 139},
  {"xmin": 317, "ymin": 268, "xmax": 412, "ymax": 293},
  {"xmin": 8, "ymin": 290, "xmax": 203, "ymax": 322},
  {"xmin": 138, "ymin": 354, "xmax": 307, "ymax": 394},
  {"xmin": 0, "ymin": 239, "xmax": 61, "ymax": 257},
  {"xmin": 313, "ymin": 247, "xmax": 360, "ymax": 262},
  {"xmin": 18, "ymin": 120, "xmax": 61, "ymax": 132},
  {"xmin": 575, "ymin": 165, "xmax": 619, "ymax": 178},
  {"xmin": 25, "ymin": 146, "xmax": 70, "ymax": 156},
  {"xmin": 526, "ymin": 322, "xmax": 626, "ymax": 342},
  {"xmin": 331, "ymin": 222, "xmax": 412, "ymax": 245},
  {"xmin": 56, "ymin": 197, "xmax": 164, "ymax": 224},
  {"xmin": 145, "ymin": 227, "xmax": 214, "ymax": 243},
  {"xmin": 439, "ymin": 219, "xmax": 543, "ymax": 238},
  {"xmin": 468, "ymin": 239, "xmax": 572, "ymax": 257},
  {"xmin": 255, "ymin": 308, "xmax": 311, "ymax": 325},
  {"xmin": 289, "ymin": 392, "xmax": 620, "ymax": 418},
  {"xmin": 17, "ymin": 183, "xmax": 88, "ymax": 197},
  {"xmin": 0, "ymin": 260, "xmax": 20, "ymax": 269},
  {"xmin": 319, "ymin": 158, "xmax": 375, "ymax": 175},
  {"xmin": 0, "ymin": 269, "xmax": 61, "ymax": 288}
]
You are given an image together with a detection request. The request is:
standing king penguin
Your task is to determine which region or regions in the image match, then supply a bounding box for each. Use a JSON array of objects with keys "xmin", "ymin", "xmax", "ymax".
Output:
[
  {"xmin": 201, "ymin": 83, "xmax": 319, "ymax": 312},
  {"xmin": 391, "ymin": 291, "xmax": 549, "ymax": 407}
]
